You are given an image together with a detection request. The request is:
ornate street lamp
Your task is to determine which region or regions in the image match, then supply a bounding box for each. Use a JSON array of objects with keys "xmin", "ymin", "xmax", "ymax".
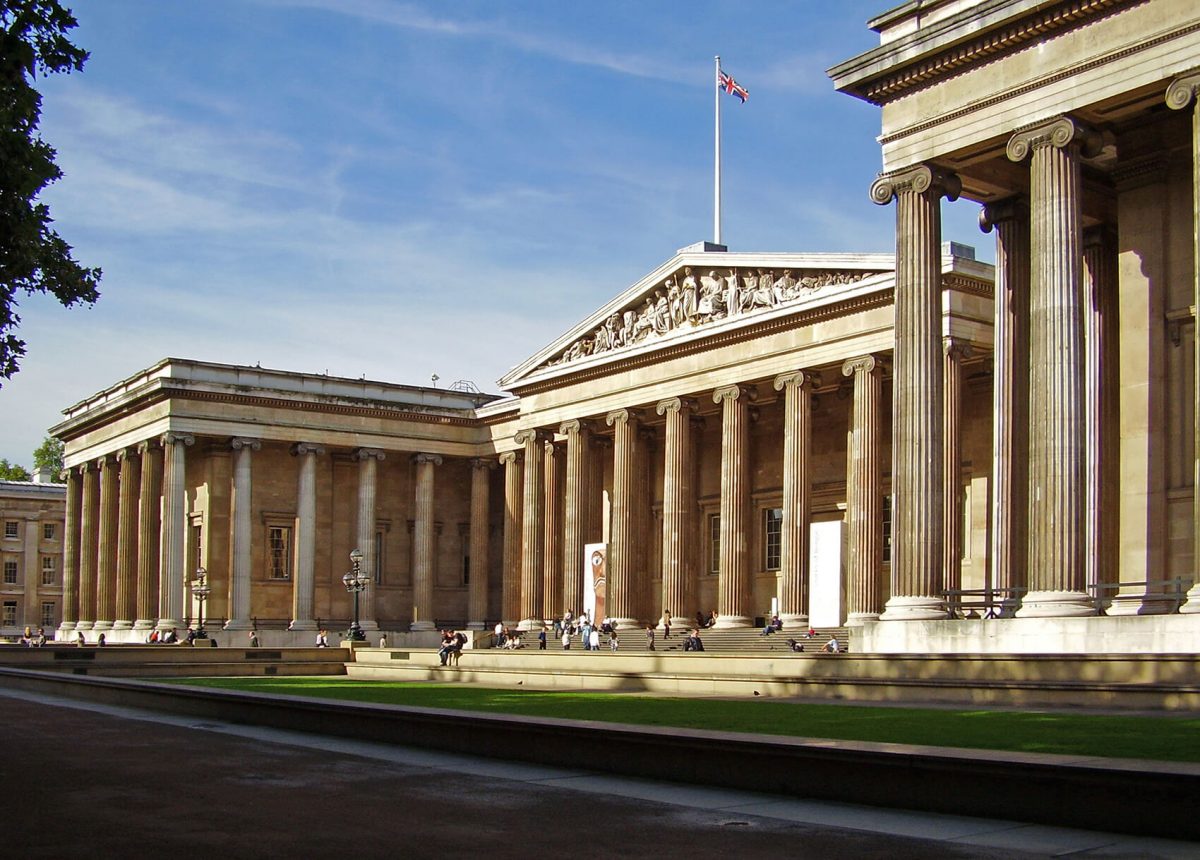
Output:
[
  {"xmin": 191, "ymin": 567, "xmax": 211, "ymax": 639},
  {"xmin": 342, "ymin": 548, "xmax": 369, "ymax": 641}
]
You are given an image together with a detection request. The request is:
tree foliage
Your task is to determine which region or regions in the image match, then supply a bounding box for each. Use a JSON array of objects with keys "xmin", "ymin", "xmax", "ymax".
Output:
[
  {"xmin": 32, "ymin": 433, "xmax": 61, "ymax": 474},
  {"xmin": 0, "ymin": 457, "xmax": 31, "ymax": 480},
  {"xmin": 0, "ymin": 0, "xmax": 100, "ymax": 383}
]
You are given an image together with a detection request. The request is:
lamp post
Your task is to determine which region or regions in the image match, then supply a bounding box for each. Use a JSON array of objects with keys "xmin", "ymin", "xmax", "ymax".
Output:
[
  {"xmin": 191, "ymin": 567, "xmax": 211, "ymax": 639},
  {"xmin": 342, "ymin": 548, "xmax": 369, "ymax": 641}
]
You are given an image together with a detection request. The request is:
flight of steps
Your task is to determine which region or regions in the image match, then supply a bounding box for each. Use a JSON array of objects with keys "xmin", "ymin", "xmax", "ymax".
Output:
[{"xmin": 526, "ymin": 626, "xmax": 850, "ymax": 654}]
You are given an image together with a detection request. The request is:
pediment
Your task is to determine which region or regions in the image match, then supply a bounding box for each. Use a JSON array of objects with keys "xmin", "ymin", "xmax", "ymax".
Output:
[{"xmin": 500, "ymin": 247, "xmax": 895, "ymax": 389}]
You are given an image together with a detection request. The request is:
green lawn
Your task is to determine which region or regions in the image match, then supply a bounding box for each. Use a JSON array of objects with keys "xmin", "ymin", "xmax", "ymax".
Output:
[{"xmin": 172, "ymin": 677, "xmax": 1200, "ymax": 763}]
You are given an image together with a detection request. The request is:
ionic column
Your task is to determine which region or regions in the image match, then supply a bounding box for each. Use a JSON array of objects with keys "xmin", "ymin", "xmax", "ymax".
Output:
[
  {"xmin": 354, "ymin": 448, "xmax": 386, "ymax": 632},
  {"xmin": 289, "ymin": 442, "xmax": 323, "ymax": 632},
  {"xmin": 59, "ymin": 467, "xmax": 82, "ymax": 635},
  {"xmin": 842, "ymin": 357, "xmax": 884, "ymax": 625},
  {"xmin": 411, "ymin": 452, "xmax": 441, "ymax": 631},
  {"xmin": 513, "ymin": 430, "xmax": 547, "ymax": 629},
  {"xmin": 713, "ymin": 384, "xmax": 755, "ymax": 628},
  {"xmin": 499, "ymin": 450, "xmax": 523, "ymax": 625},
  {"xmin": 657, "ymin": 397, "xmax": 698, "ymax": 628},
  {"xmin": 542, "ymin": 439, "xmax": 564, "ymax": 623},
  {"xmin": 94, "ymin": 454, "xmax": 119, "ymax": 632},
  {"xmin": 1167, "ymin": 72, "xmax": 1200, "ymax": 614},
  {"xmin": 225, "ymin": 438, "xmax": 260, "ymax": 631},
  {"xmin": 158, "ymin": 432, "xmax": 194, "ymax": 631},
  {"xmin": 1007, "ymin": 116, "xmax": 1099, "ymax": 617},
  {"xmin": 134, "ymin": 440, "xmax": 162, "ymax": 630},
  {"xmin": 980, "ymin": 199, "xmax": 1031, "ymax": 614},
  {"xmin": 872, "ymin": 164, "xmax": 959, "ymax": 620},
  {"xmin": 113, "ymin": 448, "xmax": 139, "ymax": 630},
  {"xmin": 606, "ymin": 408, "xmax": 643, "ymax": 626},
  {"xmin": 560, "ymin": 420, "xmax": 594, "ymax": 616},
  {"xmin": 77, "ymin": 462, "xmax": 98, "ymax": 631},
  {"xmin": 942, "ymin": 339, "xmax": 970, "ymax": 612},
  {"xmin": 773, "ymin": 372, "xmax": 820, "ymax": 626},
  {"xmin": 467, "ymin": 458, "xmax": 495, "ymax": 628}
]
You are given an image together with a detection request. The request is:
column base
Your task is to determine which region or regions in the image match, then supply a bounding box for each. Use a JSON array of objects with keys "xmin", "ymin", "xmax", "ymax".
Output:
[
  {"xmin": 605, "ymin": 616, "xmax": 641, "ymax": 631},
  {"xmin": 517, "ymin": 618, "xmax": 546, "ymax": 632},
  {"xmin": 56, "ymin": 622, "xmax": 76, "ymax": 641},
  {"xmin": 92, "ymin": 620, "xmax": 114, "ymax": 632},
  {"xmin": 1104, "ymin": 594, "xmax": 1175, "ymax": 617},
  {"xmin": 779, "ymin": 613, "xmax": 808, "ymax": 629},
  {"xmin": 223, "ymin": 619, "xmax": 254, "ymax": 631},
  {"xmin": 133, "ymin": 619, "xmax": 156, "ymax": 631},
  {"xmin": 112, "ymin": 620, "xmax": 133, "ymax": 631},
  {"xmin": 714, "ymin": 615, "xmax": 753, "ymax": 629},
  {"xmin": 156, "ymin": 619, "xmax": 181, "ymax": 632},
  {"xmin": 879, "ymin": 596, "xmax": 948, "ymax": 621},
  {"xmin": 357, "ymin": 619, "xmax": 380, "ymax": 633},
  {"xmin": 845, "ymin": 612, "xmax": 880, "ymax": 627},
  {"xmin": 410, "ymin": 620, "xmax": 435, "ymax": 632},
  {"xmin": 1179, "ymin": 584, "xmax": 1200, "ymax": 613},
  {"xmin": 1014, "ymin": 590, "xmax": 1094, "ymax": 618},
  {"xmin": 288, "ymin": 620, "xmax": 318, "ymax": 632},
  {"xmin": 75, "ymin": 620, "xmax": 95, "ymax": 631},
  {"xmin": 466, "ymin": 622, "xmax": 485, "ymax": 630}
]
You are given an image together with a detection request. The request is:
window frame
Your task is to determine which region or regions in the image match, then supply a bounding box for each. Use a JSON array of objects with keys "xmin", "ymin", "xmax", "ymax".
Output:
[{"xmin": 763, "ymin": 507, "xmax": 784, "ymax": 571}]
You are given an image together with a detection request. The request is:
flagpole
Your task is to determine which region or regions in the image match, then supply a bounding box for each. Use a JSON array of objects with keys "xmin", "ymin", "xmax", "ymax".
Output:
[{"xmin": 714, "ymin": 55, "xmax": 722, "ymax": 246}]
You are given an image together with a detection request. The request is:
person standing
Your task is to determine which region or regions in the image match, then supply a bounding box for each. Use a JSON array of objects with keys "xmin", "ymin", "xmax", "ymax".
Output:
[
  {"xmin": 661, "ymin": 610, "xmax": 672, "ymax": 639},
  {"xmin": 645, "ymin": 625, "xmax": 655, "ymax": 651}
]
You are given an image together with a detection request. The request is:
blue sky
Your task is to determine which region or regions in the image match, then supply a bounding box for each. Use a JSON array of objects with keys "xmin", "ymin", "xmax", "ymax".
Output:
[{"xmin": 0, "ymin": 0, "xmax": 990, "ymax": 466}]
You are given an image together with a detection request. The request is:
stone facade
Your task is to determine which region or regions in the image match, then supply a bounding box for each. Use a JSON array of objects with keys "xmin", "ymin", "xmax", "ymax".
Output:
[{"xmin": 0, "ymin": 475, "xmax": 66, "ymax": 639}]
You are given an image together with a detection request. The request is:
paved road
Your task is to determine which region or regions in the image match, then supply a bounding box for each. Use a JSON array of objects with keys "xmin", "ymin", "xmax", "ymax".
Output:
[{"xmin": 2, "ymin": 689, "xmax": 1194, "ymax": 859}]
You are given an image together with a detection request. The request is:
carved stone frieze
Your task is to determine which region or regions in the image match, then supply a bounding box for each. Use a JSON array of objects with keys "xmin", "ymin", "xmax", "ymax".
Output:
[{"xmin": 544, "ymin": 265, "xmax": 872, "ymax": 370}]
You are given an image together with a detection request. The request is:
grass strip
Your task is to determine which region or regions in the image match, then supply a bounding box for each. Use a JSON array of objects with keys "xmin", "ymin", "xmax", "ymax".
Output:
[{"xmin": 169, "ymin": 677, "xmax": 1200, "ymax": 763}]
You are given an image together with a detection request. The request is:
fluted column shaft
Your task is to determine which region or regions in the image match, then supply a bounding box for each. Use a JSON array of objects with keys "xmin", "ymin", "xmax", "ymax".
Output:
[
  {"xmin": 657, "ymin": 398, "xmax": 697, "ymax": 625},
  {"xmin": 353, "ymin": 448, "xmax": 385, "ymax": 632},
  {"xmin": 60, "ymin": 468, "xmax": 81, "ymax": 632},
  {"xmin": 542, "ymin": 440, "xmax": 564, "ymax": 622},
  {"xmin": 411, "ymin": 452, "xmax": 441, "ymax": 631},
  {"xmin": 774, "ymin": 372, "xmax": 819, "ymax": 625},
  {"xmin": 114, "ymin": 449, "xmax": 139, "ymax": 629},
  {"xmin": 1008, "ymin": 117, "xmax": 1097, "ymax": 616},
  {"xmin": 289, "ymin": 442, "xmax": 323, "ymax": 631},
  {"xmin": 77, "ymin": 463, "xmax": 98, "ymax": 631},
  {"xmin": 135, "ymin": 441, "xmax": 162, "ymax": 629},
  {"xmin": 714, "ymin": 385, "xmax": 754, "ymax": 628},
  {"xmin": 95, "ymin": 455, "xmax": 118, "ymax": 631},
  {"xmin": 942, "ymin": 340, "xmax": 969, "ymax": 608},
  {"xmin": 1167, "ymin": 74, "xmax": 1200, "ymax": 614},
  {"xmin": 981, "ymin": 200, "xmax": 1030, "ymax": 611},
  {"xmin": 843, "ymin": 357, "xmax": 884, "ymax": 624},
  {"xmin": 225, "ymin": 438, "xmax": 260, "ymax": 630},
  {"xmin": 499, "ymin": 451, "xmax": 523, "ymax": 625},
  {"xmin": 514, "ymin": 430, "xmax": 547, "ymax": 629},
  {"xmin": 468, "ymin": 458, "xmax": 494, "ymax": 628},
  {"xmin": 872, "ymin": 165, "xmax": 958, "ymax": 620},
  {"xmin": 606, "ymin": 409, "xmax": 642, "ymax": 626},
  {"xmin": 158, "ymin": 432, "xmax": 193, "ymax": 630},
  {"xmin": 560, "ymin": 420, "xmax": 593, "ymax": 616}
]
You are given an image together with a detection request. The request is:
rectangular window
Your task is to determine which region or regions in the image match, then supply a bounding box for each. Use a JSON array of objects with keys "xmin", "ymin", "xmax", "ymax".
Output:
[
  {"xmin": 191, "ymin": 522, "xmax": 203, "ymax": 575},
  {"xmin": 763, "ymin": 508, "xmax": 783, "ymax": 570},
  {"xmin": 41, "ymin": 556, "xmax": 55, "ymax": 586},
  {"xmin": 268, "ymin": 526, "xmax": 292, "ymax": 580},
  {"xmin": 2, "ymin": 601, "xmax": 15, "ymax": 627},
  {"xmin": 41, "ymin": 602, "xmax": 55, "ymax": 628},
  {"xmin": 708, "ymin": 514, "xmax": 721, "ymax": 574},
  {"xmin": 3, "ymin": 560, "xmax": 16, "ymax": 584},
  {"xmin": 374, "ymin": 529, "xmax": 385, "ymax": 585},
  {"xmin": 3, "ymin": 521, "xmax": 17, "ymax": 539},
  {"xmin": 43, "ymin": 523, "xmax": 56, "ymax": 540},
  {"xmin": 882, "ymin": 494, "xmax": 893, "ymax": 564}
]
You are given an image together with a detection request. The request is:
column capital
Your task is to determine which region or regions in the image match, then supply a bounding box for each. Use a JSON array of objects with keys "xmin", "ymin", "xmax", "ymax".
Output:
[
  {"xmin": 291, "ymin": 442, "xmax": 325, "ymax": 457},
  {"xmin": 943, "ymin": 337, "xmax": 973, "ymax": 361},
  {"xmin": 75, "ymin": 461, "xmax": 94, "ymax": 475},
  {"xmin": 1166, "ymin": 70, "xmax": 1200, "ymax": 110},
  {"xmin": 135, "ymin": 439, "xmax": 160, "ymax": 456},
  {"xmin": 559, "ymin": 418, "xmax": 595, "ymax": 436},
  {"xmin": 978, "ymin": 196, "xmax": 1029, "ymax": 233},
  {"xmin": 160, "ymin": 432, "xmax": 195, "ymax": 447},
  {"xmin": 1007, "ymin": 115, "xmax": 1101, "ymax": 162},
  {"xmin": 605, "ymin": 407, "xmax": 643, "ymax": 428},
  {"xmin": 469, "ymin": 457, "xmax": 497, "ymax": 471},
  {"xmin": 231, "ymin": 437, "xmax": 263, "ymax": 452},
  {"xmin": 772, "ymin": 370, "xmax": 822, "ymax": 392},
  {"xmin": 655, "ymin": 396, "xmax": 697, "ymax": 417},
  {"xmin": 498, "ymin": 450, "xmax": 520, "ymax": 466},
  {"xmin": 412, "ymin": 452, "xmax": 443, "ymax": 467},
  {"xmin": 115, "ymin": 447, "xmax": 137, "ymax": 464},
  {"xmin": 870, "ymin": 164, "xmax": 960, "ymax": 206},
  {"xmin": 352, "ymin": 446, "xmax": 385, "ymax": 461},
  {"xmin": 514, "ymin": 428, "xmax": 553, "ymax": 446},
  {"xmin": 712, "ymin": 384, "xmax": 756, "ymax": 405},
  {"xmin": 96, "ymin": 452, "xmax": 118, "ymax": 470},
  {"xmin": 842, "ymin": 354, "xmax": 885, "ymax": 378}
]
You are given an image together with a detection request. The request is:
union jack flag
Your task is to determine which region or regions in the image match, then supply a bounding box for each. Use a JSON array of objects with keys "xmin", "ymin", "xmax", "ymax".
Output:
[{"xmin": 718, "ymin": 70, "xmax": 748, "ymax": 103}]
